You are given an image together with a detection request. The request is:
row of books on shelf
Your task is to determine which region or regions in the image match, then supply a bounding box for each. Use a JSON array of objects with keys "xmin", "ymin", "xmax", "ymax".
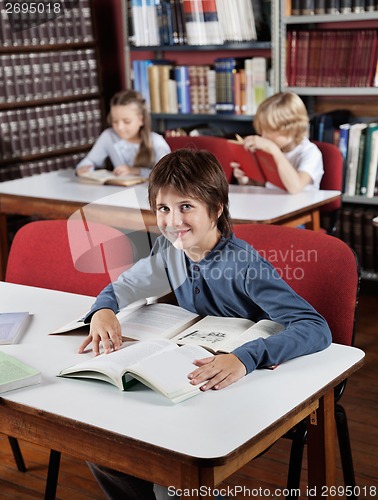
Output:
[
  {"xmin": 0, "ymin": 100, "xmax": 102, "ymax": 162},
  {"xmin": 286, "ymin": 29, "xmax": 378, "ymax": 88},
  {"xmin": 133, "ymin": 57, "xmax": 270, "ymax": 115},
  {"xmin": 0, "ymin": 49, "xmax": 100, "ymax": 104},
  {"xmin": 341, "ymin": 122, "xmax": 378, "ymax": 197},
  {"xmin": 0, "ymin": 0, "xmax": 93, "ymax": 46},
  {"xmin": 290, "ymin": 0, "xmax": 378, "ymax": 15},
  {"xmin": 128, "ymin": 0, "xmax": 269, "ymax": 46},
  {"xmin": 0, "ymin": 152, "xmax": 81, "ymax": 182},
  {"xmin": 338, "ymin": 206, "xmax": 378, "ymax": 273},
  {"xmin": 310, "ymin": 112, "xmax": 378, "ymax": 198}
]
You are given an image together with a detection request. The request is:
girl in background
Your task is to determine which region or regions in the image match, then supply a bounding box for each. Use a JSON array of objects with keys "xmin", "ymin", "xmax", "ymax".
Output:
[{"xmin": 76, "ymin": 89, "xmax": 170, "ymax": 178}]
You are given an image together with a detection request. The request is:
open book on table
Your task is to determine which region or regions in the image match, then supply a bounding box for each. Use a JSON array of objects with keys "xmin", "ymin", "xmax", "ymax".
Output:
[
  {"xmin": 228, "ymin": 140, "xmax": 286, "ymax": 190},
  {"xmin": 50, "ymin": 301, "xmax": 200, "ymax": 341},
  {"xmin": 77, "ymin": 169, "xmax": 148, "ymax": 187},
  {"xmin": 57, "ymin": 308, "xmax": 284, "ymax": 402},
  {"xmin": 58, "ymin": 339, "xmax": 210, "ymax": 404}
]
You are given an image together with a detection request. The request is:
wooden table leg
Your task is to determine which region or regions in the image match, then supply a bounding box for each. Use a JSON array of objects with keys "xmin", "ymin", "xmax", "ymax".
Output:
[
  {"xmin": 307, "ymin": 392, "xmax": 336, "ymax": 499},
  {"xmin": 306, "ymin": 210, "xmax": 321, "ymax": 231}
]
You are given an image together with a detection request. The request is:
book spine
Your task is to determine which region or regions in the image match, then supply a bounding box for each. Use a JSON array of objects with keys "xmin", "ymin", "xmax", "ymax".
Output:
[
  {"xmin": 326, "ymin": 0, "xmax": 340, "ymax": 14},
  {"xmin": 352, "ymin": 0, "xmax": 365, "ymax": 13},
  {"xmin": 183, "ymin": 0, "xmax": 207, "ymax": 45},
  {"xmin": 201, "ymin": 0, "xmax": 223, "ymax": 45},
  {"xmin": 314, "ymin": 0, "xmax": 326, "ymax": 13},
  {"xmin": 301, "ymin": 0, "xmax": 315, "ymax": 14},
  {"xmin": 214, "ymin": 57, "xmax": 236, "ymax": 114},
  {"xmin": 338, "ymin": 123, "xmax": 350, "ymax": 192},
  {"xmin": 339, "ymin": 0, "xmax": 352, "ymax": 13},
  {"xmin": 175, "ymin": 65, "xmax": 192, "ymax": 113}
]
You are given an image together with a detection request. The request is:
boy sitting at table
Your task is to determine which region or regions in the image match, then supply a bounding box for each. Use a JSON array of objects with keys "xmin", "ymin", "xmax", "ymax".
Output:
[
  {"xmin": 233, "ymin": 92, "xmax": 324, "ymax": 194},
  {"xmin": 77, "ymin": 149, "xmax": 331, "ymax": 499}
]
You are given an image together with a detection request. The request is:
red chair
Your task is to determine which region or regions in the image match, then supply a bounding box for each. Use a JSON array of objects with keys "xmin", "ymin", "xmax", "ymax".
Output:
[
  {"xmin": 166, "ymin": 135, "xmax": 234, "ymax": 182},
  {"xmin": 233, "ymin": 223, "xmax": 360, "ymax": 499},
  {"xmin": 313, "ymin": 140, "xmax": 343, "ymax": 233},
  {"xmin": 5, "ymin": 219, "xmax": 134, "ymax": 498},
  {"xmin": 6, "ymin": 219, "xmax": 134, "ymax": 295}
]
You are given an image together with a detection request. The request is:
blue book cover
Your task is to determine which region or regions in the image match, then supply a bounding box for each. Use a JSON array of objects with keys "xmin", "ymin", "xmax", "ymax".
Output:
[
  {"xmin": 338, "ymin": 123, "xmax": 350, "ymax": 193},
  {"xmin": 175, "ymin": 66, "xmax": 191, "ymax": 114}
]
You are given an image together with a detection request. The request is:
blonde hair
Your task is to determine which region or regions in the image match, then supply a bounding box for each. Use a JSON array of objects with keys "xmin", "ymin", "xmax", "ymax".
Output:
[
  {"xmin": 253, "ymin": 92, "xmax": 309, "ymax": 146},
  {"xmin": 108, "ymin": 89, "xmax": 154, "ymax": 168}
]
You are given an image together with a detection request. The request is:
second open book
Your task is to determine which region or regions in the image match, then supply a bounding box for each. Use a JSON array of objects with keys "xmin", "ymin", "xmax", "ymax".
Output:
[
  {"xmin": 228, "ymin": 140, "xmax": 286, "ymax": 190},
  {"xmin": 57, "ymin": 302, "xmax": 283, "ymax": 403}
]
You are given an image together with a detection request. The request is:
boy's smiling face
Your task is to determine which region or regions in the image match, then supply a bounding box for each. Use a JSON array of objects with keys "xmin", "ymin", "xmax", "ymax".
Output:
[{"xmin": 156, "ymin": 187, "xmax": 222, "ymax": 262}]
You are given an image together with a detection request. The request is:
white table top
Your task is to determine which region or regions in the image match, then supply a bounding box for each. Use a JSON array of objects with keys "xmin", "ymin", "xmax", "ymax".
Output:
[
  {"xmin": 0, "ymin": 282, "xmax": 364, "ymax": 460},
  {"xmin": 0, "ymin": 169, "xmax": 340, "ymax": 223}
]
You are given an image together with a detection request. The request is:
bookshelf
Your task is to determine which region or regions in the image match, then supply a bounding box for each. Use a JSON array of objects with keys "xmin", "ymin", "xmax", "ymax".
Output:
[
  {"xmin": 278, "ymin": 2, "xmax": 378, "ymax": 279},
  {"xmin": 0, "ymin": 0, "xmax": 105, "ymax": 181},
  {"xmin": 122, "ymin": 0, "xmax": 279, "ymax": 136}
]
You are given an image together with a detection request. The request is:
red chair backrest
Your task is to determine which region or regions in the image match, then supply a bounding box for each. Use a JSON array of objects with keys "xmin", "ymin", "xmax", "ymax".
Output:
[
  {"xmin": 5, "ymin": 220, "xmax": 134, "ymax": 296},
  {"xmin": 166, "ymin": 135, "xmax": 234, "ymax": 182},
  {"xmin": 313, "ymin": 140, "xmax": 343, "ymax": 213},
  {"xmin": 233, "ymin": 224, "xmax": 359, "ymax": 346}
]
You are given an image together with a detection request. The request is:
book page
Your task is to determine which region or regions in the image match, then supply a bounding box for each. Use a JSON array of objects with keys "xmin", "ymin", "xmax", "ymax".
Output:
[
  {"xmin": 172, "ymin": 316, "xmax": 254, "ymax": 352},
  {"xmin": 120, "ymin": 303, "xmax": 199, "ymax": 341},
  {"xmin": 129, "ymin": 343, "xmax": 210, "ymax": 403},
  {"xmin": 78, "ymin": 169, "xmax": 147, "ymax": 186},
  {"xmin": 220, "ymin": 319, "xmax": 284, "ymax": 352},
  {"xmin": 58, "ymin": 339, "xmax": 176, "ymax": 389},
  {"xmin": 78, "ymin": 169, "xmax": 115, "ymax": 183},
  {"xmin": 51, "ymin": 298, "xmax": 148, "ymax": 334}
]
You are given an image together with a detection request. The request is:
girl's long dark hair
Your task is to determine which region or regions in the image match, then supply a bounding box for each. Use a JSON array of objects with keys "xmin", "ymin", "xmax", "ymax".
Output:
[{"xmin": 109, "ymin": 90, "xmax": 154, "ymax": 168}]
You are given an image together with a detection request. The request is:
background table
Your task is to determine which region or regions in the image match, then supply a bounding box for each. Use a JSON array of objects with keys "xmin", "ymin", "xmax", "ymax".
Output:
[{"xmin": 0, "ymin": 170, "xmax": 340, "ymax": 279}]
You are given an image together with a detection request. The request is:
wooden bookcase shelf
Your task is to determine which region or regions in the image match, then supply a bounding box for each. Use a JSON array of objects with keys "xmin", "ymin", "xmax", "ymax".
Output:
[
  {"xmin": 122, "ymin": 0, "xmax": 278, "ymax": 136},
  {"xmin": 0, "ymin": 0, "xmax": 105, "ymax": 180},
  {"xmin": 280, "ymin": 3, "xmax": 378, "ymax": 280}
]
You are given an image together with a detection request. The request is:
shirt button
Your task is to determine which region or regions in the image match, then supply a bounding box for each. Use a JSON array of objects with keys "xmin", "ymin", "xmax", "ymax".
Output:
[
  {"xmin": 193, "ymin": 265, "xmax": 200, "ymax": 272},
  {"xmin": 194, "ymin": 287, "xmax": 200, "ymax": 294}
]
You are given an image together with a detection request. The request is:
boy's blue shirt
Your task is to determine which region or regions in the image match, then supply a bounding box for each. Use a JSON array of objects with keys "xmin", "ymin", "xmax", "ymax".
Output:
[{"xmin": 85, "ymin": 233, "xmax": 332, "ymax": 373}]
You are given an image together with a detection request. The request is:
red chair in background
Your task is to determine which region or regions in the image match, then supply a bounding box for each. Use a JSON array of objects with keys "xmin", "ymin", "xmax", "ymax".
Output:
[
  {"xmin": 233, "ymin": 223, "xmax": 360, "ymax": 499},
  {"xmin": 313, "ymin": 140, "xmax": 343, "ymax": 234},
  {"xmin": 5, "ymin": 219, "xmax": 134, "ymax": 498},
  {"xmin": 166, "ymin": 135, "xmax": 235, "ymax": 182},
  {"xmin": 6, "ymin": 219, "xmax": 134, "ymax": 295}
]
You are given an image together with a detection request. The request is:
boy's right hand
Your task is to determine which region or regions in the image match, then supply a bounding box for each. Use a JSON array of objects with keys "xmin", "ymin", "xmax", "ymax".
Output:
[{"xmin": 78, "ymin": 309, "xmax": 122, "ymax": 356}]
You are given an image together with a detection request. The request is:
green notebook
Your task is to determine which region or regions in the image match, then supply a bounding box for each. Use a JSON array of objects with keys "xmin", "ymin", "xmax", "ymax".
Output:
[{"xmin": 0, "ymin": 351, "xmax": 41, "ymax": 394}]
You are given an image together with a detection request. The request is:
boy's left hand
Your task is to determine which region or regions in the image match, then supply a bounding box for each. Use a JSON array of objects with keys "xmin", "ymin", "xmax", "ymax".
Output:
[{"xmin": 188, "ymin": 354, "xmax": 246, "ymax": 391}]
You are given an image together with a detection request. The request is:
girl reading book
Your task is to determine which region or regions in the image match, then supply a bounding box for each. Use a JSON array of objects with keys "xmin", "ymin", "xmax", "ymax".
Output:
[
  {"xmin": 233, "ymin": 92, "xmax": 324, "ymax": 193},
  {"xmin": 78, "ymin": 149, "xmax": 331, "ymax": 499},
  {"xmin": 75, "ymin": 89, "xmax": 170, "ymax": 179}
]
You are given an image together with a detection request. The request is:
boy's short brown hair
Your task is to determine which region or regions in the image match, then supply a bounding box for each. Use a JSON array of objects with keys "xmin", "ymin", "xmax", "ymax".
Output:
[
  {"xmin": 253, "ymin": 92, "xmax": 309, "ymax": 147},
  {"xmin": 148, "ymin": 149, "xmax": 232, "ymax": 238}
]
